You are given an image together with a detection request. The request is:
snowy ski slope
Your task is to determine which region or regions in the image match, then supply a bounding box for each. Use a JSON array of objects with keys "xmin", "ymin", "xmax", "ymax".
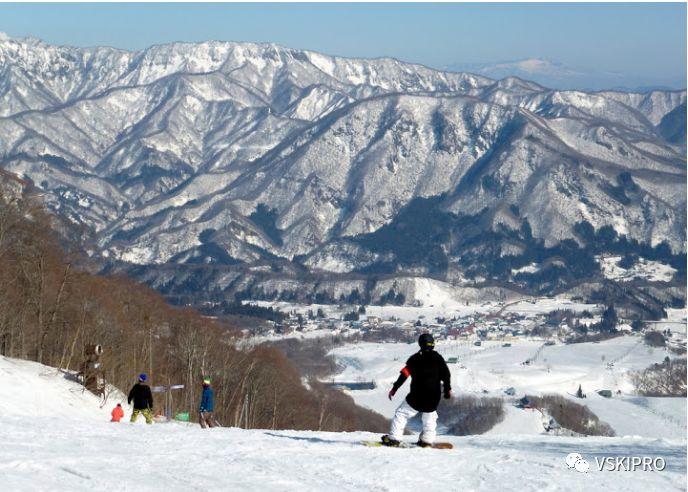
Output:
[
  {"xmin": 1, "ymin": 354, "xmax": 686, "ymax": 491},
  {"xmin": 330, "ymin": 336, "xmax": 687, "ymax": 440}
]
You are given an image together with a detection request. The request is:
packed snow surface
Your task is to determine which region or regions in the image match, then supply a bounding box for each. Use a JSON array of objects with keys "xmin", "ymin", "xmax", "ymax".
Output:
[{"xmin": 1, "ymin": 354, "xmax": 686, "ymax": 491}]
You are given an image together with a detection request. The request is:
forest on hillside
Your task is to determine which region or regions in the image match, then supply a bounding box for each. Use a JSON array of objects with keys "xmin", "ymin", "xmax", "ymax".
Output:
[{"xmin": 0, "ymin": 185, "xmax": 388, "ymax": 433}]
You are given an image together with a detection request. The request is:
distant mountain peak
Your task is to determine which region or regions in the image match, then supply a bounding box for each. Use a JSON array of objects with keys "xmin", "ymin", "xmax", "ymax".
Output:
[
  {"xmin": 447, "ymin": 57, "xmax": 681, "ymax": 92},
  {"xmin": 483, "ymin": 58, "xmax": 580, "ymax": 77},
  {"xmin": 0, "ymin": 35, "xmax": 685, "ymax": 297}
]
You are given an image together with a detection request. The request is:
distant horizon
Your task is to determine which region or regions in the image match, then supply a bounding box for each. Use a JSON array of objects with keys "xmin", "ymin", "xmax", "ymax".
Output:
[
  {"xmin": 1, "ymin": 31, "xmax": 684, "ymax": 93},
  {"xmin": 0, "ymin": 3, "xmax": 685, "ymax": 91}
]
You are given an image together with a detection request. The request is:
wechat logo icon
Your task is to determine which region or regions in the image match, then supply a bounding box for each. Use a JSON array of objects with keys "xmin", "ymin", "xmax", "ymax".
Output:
[{"xmin": 565, "ymin": 452, "xmax": 590, "ymax": 473}]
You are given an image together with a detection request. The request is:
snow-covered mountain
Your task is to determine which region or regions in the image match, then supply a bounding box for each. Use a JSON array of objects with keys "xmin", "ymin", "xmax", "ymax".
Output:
[{"xmin": 0, "ymin": 35, "xmax": 685, "ymax": 298}]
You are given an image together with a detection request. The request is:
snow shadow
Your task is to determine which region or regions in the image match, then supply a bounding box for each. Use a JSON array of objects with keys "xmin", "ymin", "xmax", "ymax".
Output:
[
  {"xmin": 60, "ymin": 369, "xmax": 81, "ymax": 385},
  {"xmin": 263, "ymin": 432, "xmax": 350, "ymax": 446}
]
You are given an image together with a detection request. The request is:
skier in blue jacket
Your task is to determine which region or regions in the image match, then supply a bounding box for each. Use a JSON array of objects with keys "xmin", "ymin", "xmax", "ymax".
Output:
[{"xmin": 199, "ymin": 377, "xmax": 216, "ymax": 428}]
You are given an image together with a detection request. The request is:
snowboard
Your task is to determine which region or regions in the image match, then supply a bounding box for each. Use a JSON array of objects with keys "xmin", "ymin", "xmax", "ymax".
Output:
[{"xmin": 362, "ymin": 440, "xmax": 453, "ymax": 450}]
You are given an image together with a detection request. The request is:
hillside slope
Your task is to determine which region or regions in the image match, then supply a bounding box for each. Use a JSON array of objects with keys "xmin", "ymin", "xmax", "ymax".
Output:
[{"xmin": 0, "ymin": 355, "xmax": 685, "ymax": 491}]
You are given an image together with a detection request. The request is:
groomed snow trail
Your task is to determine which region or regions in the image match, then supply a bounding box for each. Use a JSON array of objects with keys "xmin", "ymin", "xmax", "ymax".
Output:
[
  {"xmin": 1, "ymin": 356, "xmax": 686, "ymax": 491},
  {"xmin": 1, "ymin": 417, "xmax": 686, "ymax": 491}
]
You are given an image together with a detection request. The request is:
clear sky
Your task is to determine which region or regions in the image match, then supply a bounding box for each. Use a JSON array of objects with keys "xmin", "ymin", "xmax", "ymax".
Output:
[{"xmin": 0, "ymin": 2, "xmax": 685, "ymax": 89}]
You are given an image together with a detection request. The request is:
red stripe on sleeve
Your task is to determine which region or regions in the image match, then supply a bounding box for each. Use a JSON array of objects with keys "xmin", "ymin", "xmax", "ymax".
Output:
[{"xmin": 401, "ymin": 366, "xmax": 411, "ymax": 378}]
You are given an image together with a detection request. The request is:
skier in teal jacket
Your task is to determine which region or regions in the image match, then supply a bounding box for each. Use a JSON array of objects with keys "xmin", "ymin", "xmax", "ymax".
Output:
[{"xmin": 199, "ymin": 377, "xmax": 216, "ymax": 428}]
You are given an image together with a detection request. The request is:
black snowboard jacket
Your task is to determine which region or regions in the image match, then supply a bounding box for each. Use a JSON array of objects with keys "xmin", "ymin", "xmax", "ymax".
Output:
[
  {"xmin": 127, "ymin": 383, "xmax": 154, "ymax": 410},
  {"xmin": 392, "ymin": 350, "xmax": 451, "ymax": 413}
]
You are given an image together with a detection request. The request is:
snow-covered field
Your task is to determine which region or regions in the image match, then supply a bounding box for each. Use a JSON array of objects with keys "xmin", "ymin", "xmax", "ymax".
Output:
[
  {"xmin": 245, "ymin": 327, "xmax": 356, "ymax": 344},
  {"xmin": 250, "ymin": 295, "xmax": 602, "ymax": 326},
  {"xmin": 500, "ymin": 298, "xmax": 600, "ymax": 315},
  {"xmin": 1, "ymin": 356, "xmax": 685, "ymax": 491},
  {"xmin": 329, "ymin": 336, "xmax": 687, "ymax": 441},
  {"xmin": 247, "ymin": 298, "xmax": 501, "ymax": 323}
]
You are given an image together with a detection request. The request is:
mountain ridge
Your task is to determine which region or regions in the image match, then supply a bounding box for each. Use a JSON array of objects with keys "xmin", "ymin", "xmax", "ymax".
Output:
[{"xmin": 0, "ymin": 34, "xmax": 685, "ymax": 305}]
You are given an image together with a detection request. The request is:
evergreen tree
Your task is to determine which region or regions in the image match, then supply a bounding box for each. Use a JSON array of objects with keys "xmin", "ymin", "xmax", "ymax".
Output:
[{"xmin": 600, "ymin": 305, "xmax": 618, "ymax": 332}]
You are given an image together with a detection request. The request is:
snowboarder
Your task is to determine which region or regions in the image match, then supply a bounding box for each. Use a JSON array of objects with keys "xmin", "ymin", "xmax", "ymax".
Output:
[
  {"xmin": 127, "ymin": 373, "xmax": 154, "ymax": 424},
  {"xmin": 110, "ymin": 403, "xmax": 124, "ymax": 422},
  {"xmin": 199, "ymin": 377, "xmax": 216, "ymax": 428},
  {"xmin": 382, "ymin": 333, "xmax": 451, "ymax": 447}
]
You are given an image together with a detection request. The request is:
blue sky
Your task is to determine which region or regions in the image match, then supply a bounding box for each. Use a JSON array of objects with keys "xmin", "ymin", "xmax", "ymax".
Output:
[{"xmin": 0, "ymin": 3, "xmax": 685, "ymax": 89}]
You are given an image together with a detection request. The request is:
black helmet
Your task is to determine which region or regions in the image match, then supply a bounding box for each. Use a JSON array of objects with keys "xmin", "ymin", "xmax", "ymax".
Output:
[{"xmin": 418, "ymin": 333, "xmax": 435, "ymax": 351}]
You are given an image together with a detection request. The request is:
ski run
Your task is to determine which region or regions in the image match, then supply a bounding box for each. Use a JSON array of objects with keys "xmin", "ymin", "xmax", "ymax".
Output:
[{"xmin": 1, "ymin": 341, "xmax": 686, "ymax": 492}]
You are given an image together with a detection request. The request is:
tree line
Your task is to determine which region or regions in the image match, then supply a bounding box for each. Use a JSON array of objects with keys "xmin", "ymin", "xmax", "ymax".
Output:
[
  {"xmin": 0, "ymin": 188, "xmax": 387, "ymax": 432},
  {"xmin": 633, "ymin": 357, "xmax": 687, "ymax": 397}
]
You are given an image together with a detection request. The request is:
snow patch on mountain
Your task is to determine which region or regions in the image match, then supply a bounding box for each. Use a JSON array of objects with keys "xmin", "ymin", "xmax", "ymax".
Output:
[
  {"xmin": 411, "ymin": 277, "xmax": 467, "ymax": 309},
  {"xmin": 598, "ymin": 256, "xmax": 677, "ymax": 283},
  {"xmin": 512, "ymin": 263, "xmax": 541, "ymax": 275}
]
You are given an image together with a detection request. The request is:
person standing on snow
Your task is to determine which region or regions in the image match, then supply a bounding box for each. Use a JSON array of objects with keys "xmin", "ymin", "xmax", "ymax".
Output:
[
  {"xmin": 382, "ymin": 333, "xmax": 451, "ymax": 447},
  {"xmin": 199, "ymin": 377, "xmax": 216, "ymax": 428},
  {"xmin": 127, "ymin": 373, "xmax": 154, "ymax": 424},
  {"xmin": 111, "ymin": 403, "xmax": 124, "ymax": 422}
]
